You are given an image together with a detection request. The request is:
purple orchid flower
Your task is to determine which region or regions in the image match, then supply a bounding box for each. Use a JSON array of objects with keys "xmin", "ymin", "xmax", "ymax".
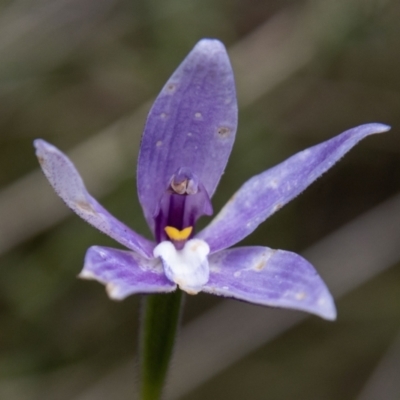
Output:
[{"xmin": 34, "ymin": 39, "xmax": 389, "ymax": 321}]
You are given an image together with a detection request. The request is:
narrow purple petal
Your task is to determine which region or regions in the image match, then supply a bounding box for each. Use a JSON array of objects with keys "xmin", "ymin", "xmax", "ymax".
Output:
[
  {"xmin": 137, "ymin": 39, "xmax": 238, "ymax": 233},
  {"xmin": 34, "ymin": 139, "xmax": 155, "ymax": 258},
  {"xmin": 203, "ymin": 246, "xmax": 336, "ymax": 320},
  {"xmin": 80, "ymin": 246, "xmax": 176, "ymax": 299},
  {"xmin": 197, "ymin": 123, "xmax": 390, "ymax": 253}
]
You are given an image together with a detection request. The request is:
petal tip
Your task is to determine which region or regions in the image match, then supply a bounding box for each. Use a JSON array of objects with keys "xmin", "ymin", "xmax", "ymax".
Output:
[
  {"xmin": 33, "ymin": 138, "xmax": 46, "ymax": 157},
  {"xmin": 195, "ymin": 38, "xmax": 226, "ymax": 53},
  {"xmin": 33, "ymin": 138, "xmax": 52, "ymax": 151},
  {"xmin": 360, "ymin": 122, "xmax": 391, "ymax": 135},
  {"xmin": 78, "ymin": 269, "xmax": 96, "ymax": 280},
  {"xmin": 33, "ymin": 138, "xmax": 58, "ymax": 161},
  {"xmin": 316, "ymin": 295, "xmax": 337, "ymax": 321},
  {"xmin": 33, "ymin": 138, "xmax": 43, "ymax": 149},
  {"xmin": 320, "ymin": 306, "xmax": 337, "ymax": 321},
  {"xmin": 106, "ymin": 283, "xmax": 125, "ymax": 300}
]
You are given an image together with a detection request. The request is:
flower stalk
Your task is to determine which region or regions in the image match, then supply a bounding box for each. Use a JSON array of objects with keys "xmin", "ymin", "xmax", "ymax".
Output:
[{"xmin": 140, "ymin": 291, "xmax": 183, "ymax": 400}]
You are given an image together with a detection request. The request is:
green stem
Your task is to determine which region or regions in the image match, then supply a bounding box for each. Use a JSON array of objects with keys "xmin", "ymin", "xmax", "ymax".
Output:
[{"xmin": 139, "ymin": 290, "xmax": 184, "ymax": 400}]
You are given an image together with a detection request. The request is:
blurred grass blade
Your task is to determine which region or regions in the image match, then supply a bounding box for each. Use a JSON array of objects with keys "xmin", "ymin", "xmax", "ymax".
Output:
[{"xmin": 356, "ymin": 331, "xmax": 400, "ymax": 400}]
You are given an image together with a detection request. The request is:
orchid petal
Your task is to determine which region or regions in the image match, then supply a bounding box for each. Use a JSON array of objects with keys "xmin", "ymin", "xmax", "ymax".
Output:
[
  {"xmin": 154, "ymin": 239, "xmax": 210, "ymax": 295},
  {"xmin": 203, "ymin": 246, "xmax": 336, "ymax": 320},
  {"xmin": 137, "ymin": 39, "xmax": 238, "ymax": 233},
  {"xmin": 197, "ymin": 123, "xmax": 390, "ymax": 253},
  {"xmin": 34, "ymin": 139, "xmax": 155, "ymax": 258},
  {"xmin": 80, "ymin": 246, "xmax": 176, "ymax": 299}
]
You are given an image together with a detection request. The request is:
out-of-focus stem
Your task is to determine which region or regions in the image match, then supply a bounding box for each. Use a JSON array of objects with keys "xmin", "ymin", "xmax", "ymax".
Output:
[{"xmin": 139, "ymin": 290, "xmax": 183, "ymax": 400}]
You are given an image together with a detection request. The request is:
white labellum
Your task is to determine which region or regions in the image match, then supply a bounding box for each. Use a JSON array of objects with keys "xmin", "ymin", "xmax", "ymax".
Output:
[{"xmin": 154, "ymin": 239, "xmax": 210, "ymax": 294}]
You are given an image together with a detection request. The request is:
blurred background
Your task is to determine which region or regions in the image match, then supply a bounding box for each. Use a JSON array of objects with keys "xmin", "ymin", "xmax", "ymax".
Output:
[{"xmin": 1, "ymin": 0, "xmax": 400, "ymax": 398}]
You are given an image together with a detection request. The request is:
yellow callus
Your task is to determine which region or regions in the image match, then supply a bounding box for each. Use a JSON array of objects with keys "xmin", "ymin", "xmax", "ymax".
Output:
[{"xmin": 164, "ymin": 226, "xmax": 193, "ymax": 241}]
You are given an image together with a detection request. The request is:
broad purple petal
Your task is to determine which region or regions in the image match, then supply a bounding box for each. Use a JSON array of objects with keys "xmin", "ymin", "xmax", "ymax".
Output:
[
  {"xmin": 34, "ymin": 139, "xmax": 155, "ymax": 258},
  {"xmin": 137, "ymin": 39, "xmax": 238, "ymax": 233},
  {"xmin": 197, "ymin": 123, "xmax": 390, "ymax": 253},
  {"xmin": 203, "ymin": 246, "xmax": 336, "ymax": 320},
  {"xmin": 80, "ymin": 246, "xmax": 176, "ymax": 299}
]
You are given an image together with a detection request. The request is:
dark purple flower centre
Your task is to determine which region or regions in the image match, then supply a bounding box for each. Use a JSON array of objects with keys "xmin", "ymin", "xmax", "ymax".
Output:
[{"xmin": 154, "ymin": 167, "xmax": 213, "ymax": 247}]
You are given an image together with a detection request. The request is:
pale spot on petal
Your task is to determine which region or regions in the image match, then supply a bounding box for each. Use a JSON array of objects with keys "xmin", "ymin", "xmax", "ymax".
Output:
[
  {"xmin": 217, "ymin": 126, "xmax": 231, "ymax": 138},
  {"xmin": 76, "ymin": 201, "xmax": 97, "ymax": 216},
  {"xmin": 210, "ymin": 265, "xmax": 221, "ymax": 273},
  {"xmin": 166, "ymin": 82, "xmax": 177, "ymax": 93},
  {"xmin": 267, "ymin": 179, "xmax": 278, "ymax": 189},
  {"xmin": 296, "ymin": 292, "xmax": 307, "ymax": 300},
  {"xmin": 251, "ymin": 249, "xmax": 275, "ymax": 272}
]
